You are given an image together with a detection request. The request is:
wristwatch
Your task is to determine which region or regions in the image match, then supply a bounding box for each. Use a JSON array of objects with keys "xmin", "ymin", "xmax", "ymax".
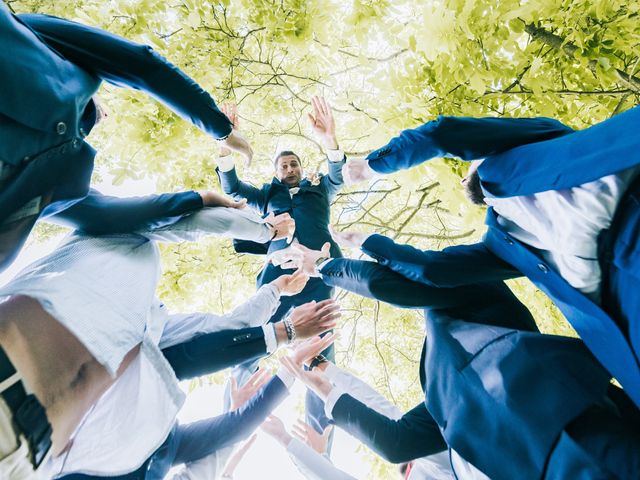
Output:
[{"xmin": 309, "ymin": 354, "xmax": 328, "ymax": 370}]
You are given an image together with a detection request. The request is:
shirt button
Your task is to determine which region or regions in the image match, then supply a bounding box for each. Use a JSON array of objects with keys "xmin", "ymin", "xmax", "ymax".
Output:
[
  {"xmin": 503, "ymin": 236, "xmax": 514, "ymax": 245},
  {"xmin": 537, "ymin": 263, "xmax": 548, "ymax": 273},
  {"xmin": 56, "ymin": 122, "xmax": 67, "ymax": 135}
]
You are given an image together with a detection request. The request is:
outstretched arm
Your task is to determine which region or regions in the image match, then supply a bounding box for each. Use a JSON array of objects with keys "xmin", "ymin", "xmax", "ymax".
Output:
[
  {"xmin": 47, "ymin": 189, "xmax": 204, "ymax": 235},
  {"xmin": 360, "ymin": 234, "xmax": 521, "ymax": 288},
  {"xmin": 172, "ymin": 373, "xmax": 291, "ymax": 465},
  {"xmin": 365, "ymin": 115, "xmax": 574, "ymax": 174},
  {"xmin": 20, "ymin": 13, "xmax": 232, "ymax": 140},
  {"xmin": 331, "ymin": 397, "xmax": 447, "ymax": 463}
]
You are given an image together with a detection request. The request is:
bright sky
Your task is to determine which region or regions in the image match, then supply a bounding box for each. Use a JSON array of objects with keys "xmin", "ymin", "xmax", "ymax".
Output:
[{"xmin": 1, "ymin": 172, "xmax": 376, "ymax": 479}]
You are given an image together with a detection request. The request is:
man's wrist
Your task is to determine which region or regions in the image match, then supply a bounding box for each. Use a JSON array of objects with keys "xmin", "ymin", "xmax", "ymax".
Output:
[
  {"xmin": 216, "ymin": 154, "xmax": 235, "ymax": 172},
  {"xmin": 322, "ymin": 136, "xmax": 339, "ymax": 151},
  {"xmin": 274, "ymin": 322, "xmax": 288, "ymax": 346},
  {"xmin": 309, "ymin": 354, "xmax": 328, "ymax": 370}
]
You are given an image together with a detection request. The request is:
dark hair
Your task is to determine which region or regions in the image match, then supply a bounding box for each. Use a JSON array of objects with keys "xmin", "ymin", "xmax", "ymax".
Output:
[
  {"xmin": 273, "ymin": 150, "xmax": 302, "ymax": 168},
  {"xmin": 463, "ymin": 168, "xmax": 487, "ymax": 206}
]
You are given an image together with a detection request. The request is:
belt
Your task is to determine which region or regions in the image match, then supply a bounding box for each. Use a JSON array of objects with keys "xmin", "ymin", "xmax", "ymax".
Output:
[{"xmin": 0, "ymin": 346, "xmax": 51, "ymax": 469}]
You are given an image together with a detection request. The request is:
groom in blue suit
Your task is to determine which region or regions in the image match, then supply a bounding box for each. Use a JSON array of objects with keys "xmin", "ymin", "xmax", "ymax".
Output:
[
  {"xmin": 343, "ymin": 106, "xmax": 640, "ymax": 407},
  {"xmin": 285, "ymin": 233, "xmax": 640, "ymax": 479},
  {"xmin": 0, "ymin": 7, "xmax": 253, "ymax": 271}
]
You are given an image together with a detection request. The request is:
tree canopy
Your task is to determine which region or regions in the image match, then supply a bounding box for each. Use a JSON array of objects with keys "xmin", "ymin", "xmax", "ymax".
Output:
[{"xmin": 10, "ymin": 0, "xmax": 640, "ymax": 477}]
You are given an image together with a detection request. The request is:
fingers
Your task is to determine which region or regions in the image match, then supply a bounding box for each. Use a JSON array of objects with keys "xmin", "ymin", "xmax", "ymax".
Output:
[
  {"xmin": 280, "ymin": 355, "xmax": 303, "ymax": 377},
  {"xmin": 230, "ymin": 376, "xmax": 238, "ymax": 396},
  {"xmin": 307, "ymin": 112, "xmax": 317, "ymax": 126},
  {"xmin": 241, "ymin": 433, "xmax": 257, "ymax": 452},
  {"xmin": 232, "ymin": 198, "xmax": 247, "ymax": 209},
  {"xmin": 321, "ymin": 241, "xmax": 331, "ymax": 257},
  {"xmin": 291, "ymin": 419, "xmax": 309, "ymax": 440},
  {"xmin": 248, "ymin": 367, "xmax": 271, "ymax": 390},
  {"xmin": 264, "ymin": 212, "xmax": 275, "ymax": 224}
]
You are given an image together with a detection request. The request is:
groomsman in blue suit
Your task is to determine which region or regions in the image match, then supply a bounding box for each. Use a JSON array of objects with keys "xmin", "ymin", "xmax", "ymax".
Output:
[
  {"xmin": 342, "ymin": 106, "xmax": 640, "ymax": 407},
  {"xmin": 0, "ymin": 7, "xmax": 253, "ymax": 271},
  {"xmin": 216, "ymin": 99, "xmax": 346, "ymax": 437},
  {"xmin": 281, "ymin": 232, "xmax": 640, "ymax": 480}
]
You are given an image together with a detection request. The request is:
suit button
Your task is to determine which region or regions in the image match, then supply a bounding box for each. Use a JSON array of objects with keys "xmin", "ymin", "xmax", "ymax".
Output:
[
  {"xmin": 56, "ymin": 122, "xmax": 67, "ymax": 135},
  {"xmin": 537, "ymin": 263, "xmax": 548, "ymax": 273},
  {"xmin": 503, "ymin": 236, "xmax": 514, "ymax": 245},
  {"xmin": 22, "ymin": 156, "xmax": 30, "ymax": 163}
]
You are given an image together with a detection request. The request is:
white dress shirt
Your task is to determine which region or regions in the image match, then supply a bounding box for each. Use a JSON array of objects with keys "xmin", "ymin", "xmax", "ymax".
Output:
[
  {"xmin": 0, "ymin": 206, "xmax": 274, "ymax": 477},
  {"xmin": 484, "ymin": 164, "xmax": 640, "ymax": 299}
]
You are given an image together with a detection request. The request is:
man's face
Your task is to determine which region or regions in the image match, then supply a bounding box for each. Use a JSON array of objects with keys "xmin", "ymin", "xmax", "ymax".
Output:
[{"xmin": 276, "ymin": 155, "xmax": 303, "ymax": 187}]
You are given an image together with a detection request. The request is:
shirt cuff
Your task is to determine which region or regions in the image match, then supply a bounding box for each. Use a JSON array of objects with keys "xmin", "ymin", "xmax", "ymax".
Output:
[
  {"xmin": 262, "ymin": 324, "xmax": 278, "ymax": 353},
  {"xmin": 316, "ymin": 258, "xmax": 334, "ymax": 276},
  {"xmin": 326, "ymin": 149, "xmax": 345, "ymax": 163},
  {"xmin": 323, "ymin": 387, "xmax": 346, "ymax": 420},
  {"xmin": 216, "ymin": 154, "xmax": 235, "ymax": 172},
  {"xmin": 323, "ymin": 362, "xmax": 339, "ymax": 383},
  {"xmin": 275, "ymin": 365, "xmax": 296, "ymax": 390},
  {"xmin": 258, "ymin": 284, "xmax": 282, "ymax": 309}
]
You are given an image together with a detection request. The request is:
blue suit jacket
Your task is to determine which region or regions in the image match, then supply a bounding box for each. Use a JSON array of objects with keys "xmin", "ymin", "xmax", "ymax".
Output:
[
  {"xmin": 319, "ymin": 249, "xmax": 613, "ymax": 479},
  {"xmin": 364, "ymin": 107, "xmax": 640, "ymax": 407},
  {"xmin": 218, "ymin": 160, "xmax": 345, "ymax": 299},
  {"xmin": 0, "ymin": 9, "xmax": 231, "ymax": 269}
]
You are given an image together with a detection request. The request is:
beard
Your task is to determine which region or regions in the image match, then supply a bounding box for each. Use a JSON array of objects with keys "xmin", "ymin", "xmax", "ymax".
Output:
[{"xmin": 463, "ymin": 169, "xmax": 487, "ymax": 206}]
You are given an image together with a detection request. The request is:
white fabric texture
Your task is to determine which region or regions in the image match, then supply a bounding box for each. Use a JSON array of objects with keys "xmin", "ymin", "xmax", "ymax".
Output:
[
  {"xmin": 485, "ymin": 164, "xmax": 640, "ymax": 297},
  {"xmin": 0, "ymin": 207, "xmax": 272, "ymax": 477}
]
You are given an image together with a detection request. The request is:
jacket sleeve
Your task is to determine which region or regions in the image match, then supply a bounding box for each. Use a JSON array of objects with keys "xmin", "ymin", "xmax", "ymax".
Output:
[
  {"xmin": 162, "ymin": 326, "xmax": 268, "ymax": 381},
  {"xmin": 172, "ymin": 375, "xmax": 289, "ymax": 465},
  {"xmin": 48, "ymin": 189, "xmax": 203, "ymax": 234},
  {"xmin": 18, "ymin": 13, "xmax": 232, "ymax": 139},
  {"xmin": 366, "ymin": 116, "xmax": 574, "ymax": 174},
  {"xmin": 360, "ymin": 234, "xmax": 521, "ymax": 287},
  {"xmin": 159, "ymin": 284, "xmax": 280, "ymax": 349},
  {"xmin": 320, "ymin": 257, "xmax": 492, "ymax": 310},
  {"xmin": 216, "ymin": 167, "xmax": 268, "ymax": 212},
  {"xmin": 143, "ymin": 206, "xmax": 272, "ymax": 244},
  {"xmin": 320, "ymin": 154, "xmax": 346, "ymax": 200},
  {"xmin": 331, "ymin": 396, "xmax": 447, "ymax": 463}
]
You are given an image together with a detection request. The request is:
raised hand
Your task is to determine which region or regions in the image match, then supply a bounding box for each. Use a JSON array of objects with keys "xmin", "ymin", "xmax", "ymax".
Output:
[
  {"xmin": 342, "ymin": 157, "xmax": 376, "ymax": 185},
  {"xmin": 308, "ymin": 96, "xmax": 338, "ymax": 150},
  {"xmin": 229, "ymin": 367, "xmax": 271, "ymax": 410},
  {"xmin": 274, "ymin": 241, "xmax": 331, "ymax": 276},
  {"xmin": 271, "ymin": 269, "xmax": 309, "ymax": 297},
  {"xmin": 219, "ymin": 102, "xmax": 253, "ymax": 166},
  {"xmin": 290, "ymin": 333, "xmax": 338, "ymax": 365},
  {"xmin": 264, "ymin": 212, "xmax": 295, "ymax": 243},
  {"xmin": 261, "ymin": 415, "xmax": 292, "ymax": 447},
  {"xmin": 289, "ymin": 299, "xmax": 340, "ymax": 339},
  {"xmin": 280, "ymin": 356, "xmax": 333, "ymax": 401},
  {"xmin": 292, "ymin": 419, "xmax": 333, "ymax": 455},
  {"xmin": 329, "ymin": 225, "xmax": 369, "ymax": 249},
  {"xmin": 198, "ymin": 190, "xmax": 247, "ymax": 209}
]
